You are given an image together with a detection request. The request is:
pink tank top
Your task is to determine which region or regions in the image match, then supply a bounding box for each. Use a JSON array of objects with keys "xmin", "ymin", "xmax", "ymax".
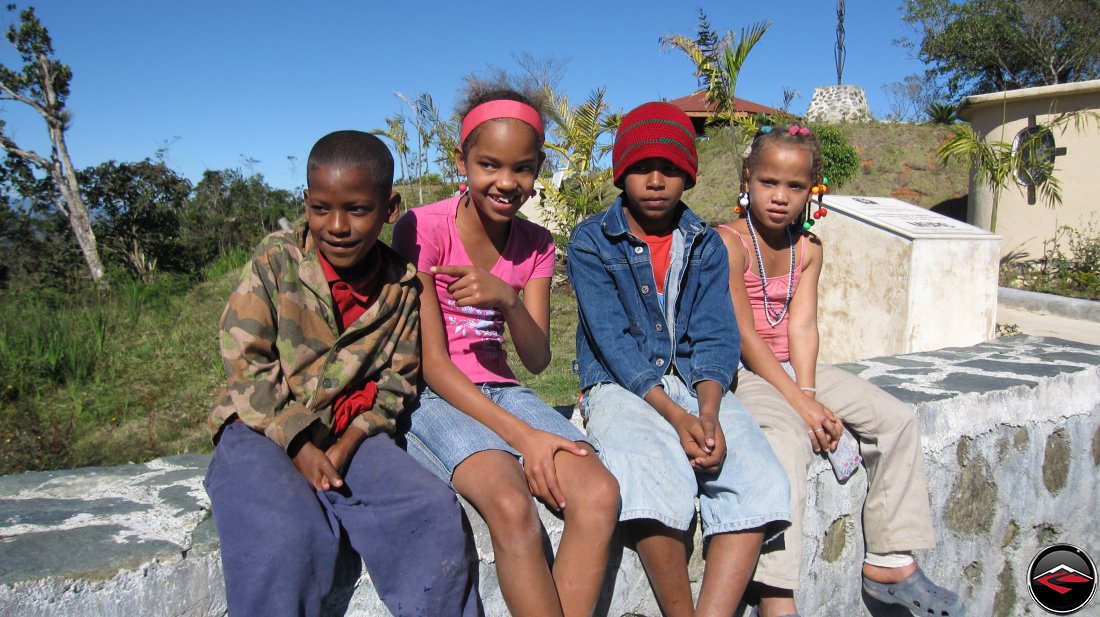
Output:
[{"xmin": 720, "ymin": 225, "xmax": 805, "ymax": 362}]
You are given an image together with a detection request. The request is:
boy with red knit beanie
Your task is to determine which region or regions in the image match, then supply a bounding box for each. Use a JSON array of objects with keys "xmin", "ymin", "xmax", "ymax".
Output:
[{"xmin": 568, "ymin": 102, "xmax": 790, "ymax": 616}]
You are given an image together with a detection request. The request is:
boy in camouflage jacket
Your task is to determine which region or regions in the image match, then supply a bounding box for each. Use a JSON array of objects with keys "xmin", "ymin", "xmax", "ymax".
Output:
[{"xmin": 204, "ymin": 131, "xmax": 480, "ymax": 617}]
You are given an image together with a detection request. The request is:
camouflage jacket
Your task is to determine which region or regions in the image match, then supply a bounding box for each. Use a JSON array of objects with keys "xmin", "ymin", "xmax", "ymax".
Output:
[{"xmin": 208, "ymin": 224, "xmax": 421, "ymax": 451}]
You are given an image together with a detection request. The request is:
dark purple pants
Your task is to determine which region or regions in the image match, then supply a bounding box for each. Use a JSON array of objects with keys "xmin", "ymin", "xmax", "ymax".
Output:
[{"xmin": 204, "ymin": 422, "xmax": 481, "ymax": 617}]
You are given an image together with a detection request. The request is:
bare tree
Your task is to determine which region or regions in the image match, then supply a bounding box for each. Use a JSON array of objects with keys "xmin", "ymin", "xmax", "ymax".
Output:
[
  {"xmin": 0, "ymin": 6, "xmax": 105, "ymax": 284},
  {"xmin": 512, "ymin": 52, "xmax": 569, "ymax": 94}
]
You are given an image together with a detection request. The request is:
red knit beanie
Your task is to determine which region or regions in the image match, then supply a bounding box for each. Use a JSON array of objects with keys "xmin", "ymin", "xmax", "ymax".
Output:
[{"xmin": 612, "ymin": 102, "xmax": 698, "ymax": 188}]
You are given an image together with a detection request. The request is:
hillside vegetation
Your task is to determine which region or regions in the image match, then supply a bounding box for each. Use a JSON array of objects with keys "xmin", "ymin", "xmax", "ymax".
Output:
[
  {"xmin": 689, "ymin": 122, "xmax": 970, "ymax": 224},
  {"xmin": 0, "ymin": 122, "xmax": 971, "ymax": 475}
]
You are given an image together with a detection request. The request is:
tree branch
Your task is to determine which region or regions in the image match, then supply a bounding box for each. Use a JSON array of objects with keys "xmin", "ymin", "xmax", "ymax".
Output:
[
  {"xmin": 0, "ymin": 77, "xmax": 48, "ymax": 117},
  {"xmin": 0, "ymin": 137, "xmax": 50, "ymax": 169}
]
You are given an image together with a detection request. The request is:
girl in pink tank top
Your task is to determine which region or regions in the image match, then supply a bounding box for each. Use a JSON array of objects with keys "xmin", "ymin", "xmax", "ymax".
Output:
[{"xmin": 715, "ymin": 125, "xmax": 964, "ymax": 617}]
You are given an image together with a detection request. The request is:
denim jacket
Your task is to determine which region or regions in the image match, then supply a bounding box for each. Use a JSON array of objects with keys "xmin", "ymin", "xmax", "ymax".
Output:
[{"xmin": 567, "ymin": 195, "xmax": 740, "ymax": 399}]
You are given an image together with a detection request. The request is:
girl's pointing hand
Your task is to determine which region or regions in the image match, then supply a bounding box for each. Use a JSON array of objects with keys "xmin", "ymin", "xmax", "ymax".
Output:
[{"xmin": 431, "ymin": 265, "xmax": 519, "ymax": 310}]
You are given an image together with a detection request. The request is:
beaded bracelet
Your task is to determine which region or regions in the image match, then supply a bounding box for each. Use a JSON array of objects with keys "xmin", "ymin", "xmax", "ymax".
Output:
[{"xmin": 800, "ymin": 386, "xmax": 817, "ymax": 393}]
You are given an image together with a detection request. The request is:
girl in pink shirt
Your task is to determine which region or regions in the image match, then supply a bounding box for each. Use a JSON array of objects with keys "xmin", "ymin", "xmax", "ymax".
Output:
[{"xmin": 392, "ymin": 87, "xmax": 618, "ymax": 617}]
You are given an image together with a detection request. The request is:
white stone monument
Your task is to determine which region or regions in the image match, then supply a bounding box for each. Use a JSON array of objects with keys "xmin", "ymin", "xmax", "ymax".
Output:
[
  {"xmin": 804, "ymin": 85, "xmax": 872, "ymax": 123},
  {"xmin": 812, "ymin": 195, "xmax": 1001, "ymax": 363}
]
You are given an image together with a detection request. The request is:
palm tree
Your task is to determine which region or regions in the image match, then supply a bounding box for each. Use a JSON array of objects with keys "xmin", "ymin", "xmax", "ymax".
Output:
[
  {"xmin": 938, "ymin": 110, "xmax": 1098, "ymax": 232},
  {"xmin": 660, "ymin": 17, "xmax": 771, "ymax": 126},
  {"xmin": 395, "ymin": 91, "xmax": 430, "ymax": 204},
  {"xmin": 370, "ymin": 115, "xmax": 409, "ymax": 182},
  {"xmin": 414, "ymin": 94, "xmax": 460, "ymax": 184},
  {"xmin": 539, "ymin": 87, "xmax": 621, "ymax": 240}
]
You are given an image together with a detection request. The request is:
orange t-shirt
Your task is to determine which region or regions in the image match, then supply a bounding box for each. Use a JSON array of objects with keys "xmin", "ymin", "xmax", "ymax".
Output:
[{"xmin": 640, "ymin": 232, "xmax": 674, "ymax": 295}]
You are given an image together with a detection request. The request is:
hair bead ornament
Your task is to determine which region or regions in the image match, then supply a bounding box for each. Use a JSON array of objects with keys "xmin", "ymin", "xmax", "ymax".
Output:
[
  {"xmin": 802, "ymin": 176, "xmax": 829, "ymax": 231},
  {"xmin": 734, "ymin": 191, "xmax": 749, "ymax": 215}
]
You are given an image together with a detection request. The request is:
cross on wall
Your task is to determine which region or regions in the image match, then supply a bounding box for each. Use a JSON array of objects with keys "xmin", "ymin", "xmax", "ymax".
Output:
[{"xmin": 1020, "ymin": 114, "xmax": 1068, "ymax": 205}]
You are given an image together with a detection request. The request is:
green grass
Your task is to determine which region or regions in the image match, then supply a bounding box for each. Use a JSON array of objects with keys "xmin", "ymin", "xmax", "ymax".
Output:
[
  {"xmin": 690, "ymin": 124, "xmax": 748, "ymax": 224},
  {"xmin": 510, "ymin": 282, "xmax": 581, "ymax": 408},
  {"xmin": 394, "ymin": 181, "xmax": 456, "ymax": 209},
  {"xmin": 837, "ymin": 122, "xmax": 970, "ymax": 211},
  {"xmin": 0, "ymin": 262, "xmax": 236, "ymax": 474}
]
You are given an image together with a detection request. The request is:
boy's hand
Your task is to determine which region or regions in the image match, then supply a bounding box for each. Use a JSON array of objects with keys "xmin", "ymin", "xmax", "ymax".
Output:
[
  {"xmin": 793, "ymin": 394, "xmax": 843, "ymax": 454},
  {"xmin": 325, "ymin": 426, "xmax": 367, "ymax": 478},
  {"xmin": 431, "ymin": 265, "xmax": 518, "ymax": 311},
  {"xmin": 512, "ymin": 427, "xmax": 589, "ymax": 511},
  {"xmin": 693, "ymin": 414, "xmax": 727, "ymax": 473},
  {"xmin": 669, "ymin": 411, "xmax": 711, "ymax": 464},
  {"xmin": 292, "ymin": 441, "xmax": 344, "ymax": 491}
]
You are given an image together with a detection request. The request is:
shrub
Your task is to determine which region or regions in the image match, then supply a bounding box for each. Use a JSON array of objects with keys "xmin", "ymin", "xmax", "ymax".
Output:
[
  {"xmin": 924, "ymin": 102, "xmax": 958, "ymax": 125},
  {"xmin": 1004, "ymin": 223, "xmax": 1100, "ymax": 301},
  {"xmin": 809, "ymin": 124, "xmax": 860, "ymax": 189}
]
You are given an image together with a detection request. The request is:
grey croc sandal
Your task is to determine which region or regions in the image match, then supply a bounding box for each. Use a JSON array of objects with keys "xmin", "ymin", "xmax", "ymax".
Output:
[{"xmin": 862, "ymin": 567, "xmax": 965, "ymax": 616}]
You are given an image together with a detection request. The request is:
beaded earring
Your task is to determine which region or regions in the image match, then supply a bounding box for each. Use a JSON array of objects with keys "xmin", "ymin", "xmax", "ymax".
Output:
[
  {"xmin": 802, "ymin": 176, "xmax": 829, "ymax": 231},
  {"xmin": 734, "ymin": 191, "xmax": 749, "ymax": 216}
]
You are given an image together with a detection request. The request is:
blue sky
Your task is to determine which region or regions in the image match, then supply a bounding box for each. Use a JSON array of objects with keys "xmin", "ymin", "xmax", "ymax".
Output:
[{"xmin": 1, "ymin": 1, "xmax": 927, "ymax": 192}]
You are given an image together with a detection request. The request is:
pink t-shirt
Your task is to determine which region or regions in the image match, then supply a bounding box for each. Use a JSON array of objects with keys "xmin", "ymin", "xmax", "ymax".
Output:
[{"xmin": 392, "ymin": 196, "xmax": 556, "ymax": 384}]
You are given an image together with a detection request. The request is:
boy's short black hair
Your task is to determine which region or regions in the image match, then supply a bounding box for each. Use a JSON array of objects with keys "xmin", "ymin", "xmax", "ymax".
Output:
[{"xmin": 307, "ymin": 130, "xmax": 394, "ymax": 192}]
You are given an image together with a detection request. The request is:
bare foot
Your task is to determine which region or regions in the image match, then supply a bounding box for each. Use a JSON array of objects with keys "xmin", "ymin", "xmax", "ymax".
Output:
[
  {"xmin": 862, "ymin": 561, "xmax": 918, "ymax": 584},
  {"xmin": 757, "ymin": 585, "xmax": 797, "ymax": 617}
]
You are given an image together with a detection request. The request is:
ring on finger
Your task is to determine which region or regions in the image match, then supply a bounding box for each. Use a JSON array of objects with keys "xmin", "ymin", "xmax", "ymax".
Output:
[{"xmin": 813, "ymin": 428, "xmax": 826, "ymax": 433}]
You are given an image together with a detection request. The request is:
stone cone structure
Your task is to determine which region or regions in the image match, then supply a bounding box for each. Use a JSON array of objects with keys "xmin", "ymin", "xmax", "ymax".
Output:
[{"xmin": 806, "ymin": 85, "xmax": 872, "ymax": 123}]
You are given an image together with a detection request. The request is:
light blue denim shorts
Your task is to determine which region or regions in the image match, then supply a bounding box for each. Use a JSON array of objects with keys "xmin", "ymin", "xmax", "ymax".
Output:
[
  {"xmin": 582, "ymin": 375, "xmax": 791, "ymax": 537},
  {"xmin": 405, "ymin": 383, "xmax": 592, "ymax": 485}
]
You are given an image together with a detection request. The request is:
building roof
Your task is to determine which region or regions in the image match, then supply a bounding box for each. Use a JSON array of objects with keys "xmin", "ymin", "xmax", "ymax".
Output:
[
  {"xmin": 957, "ymin": 79, "xmax": 1100, "ymax": 120},
  {"xmin": 667, "ymin": 90, "xmax": 778, "ymax": 118}
]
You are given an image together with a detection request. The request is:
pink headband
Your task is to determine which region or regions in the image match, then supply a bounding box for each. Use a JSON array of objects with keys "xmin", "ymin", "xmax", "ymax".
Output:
[{"xmin": 459, "ymin": 100, "xmax": 544, "ymax": 144}]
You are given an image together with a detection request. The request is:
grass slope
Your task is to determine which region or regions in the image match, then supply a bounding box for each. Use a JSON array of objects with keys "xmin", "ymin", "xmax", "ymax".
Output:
[{"xmin": 689, "ymin": 122, "xmax": 970, "ymax": 224}]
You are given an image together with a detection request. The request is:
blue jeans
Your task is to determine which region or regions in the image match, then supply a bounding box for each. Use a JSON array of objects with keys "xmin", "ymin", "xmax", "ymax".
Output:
[
  {"xmin": 405, "ymin": 384, "xmax": 591, "ymax": 484},
  {"xmin": 582, "ymin": 375, "xmax": 790, "ymax": 537},
  {"xmin": 204, "ymin": 422, "xmax": 481, "ymax": 617}
]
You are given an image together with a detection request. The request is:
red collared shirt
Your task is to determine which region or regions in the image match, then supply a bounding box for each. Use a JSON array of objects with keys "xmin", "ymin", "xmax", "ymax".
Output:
[
  {"xmin": 317, "ymin": 247, "xmax": 383, "ymax": 434},
  {"xmin": 318, "ymin": 247, "xmax": 383, "ymax": 332}
]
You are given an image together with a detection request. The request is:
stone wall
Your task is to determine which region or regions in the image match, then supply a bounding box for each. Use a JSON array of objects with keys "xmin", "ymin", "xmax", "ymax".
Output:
[
  {"xmin": 805, "ymin": 85, "xmax": 873, "ymax": 123},
  {"xmin": 2, "ymin": 336, "xmax": 1098, "ymax": 616}
]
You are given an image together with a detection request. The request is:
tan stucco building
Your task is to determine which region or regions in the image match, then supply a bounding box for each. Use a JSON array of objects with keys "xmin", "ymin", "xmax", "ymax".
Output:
[{"xmin": 957, "ymin": 79, "xmax": 1100, "ymax": 260}]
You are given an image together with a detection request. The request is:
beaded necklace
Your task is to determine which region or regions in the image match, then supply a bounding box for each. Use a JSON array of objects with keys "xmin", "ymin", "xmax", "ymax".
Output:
[{"xmin": 745, "ymin": 210, "xmax": 795, "ymax": 327}]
